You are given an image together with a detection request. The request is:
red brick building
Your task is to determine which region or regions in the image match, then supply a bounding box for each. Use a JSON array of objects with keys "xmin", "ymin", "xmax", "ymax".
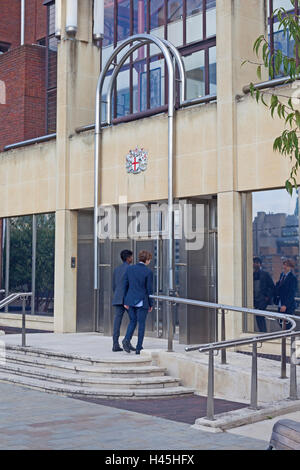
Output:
[{"xmin": 0, "ymin": 0, "xmax": 56, "ymax": 152}]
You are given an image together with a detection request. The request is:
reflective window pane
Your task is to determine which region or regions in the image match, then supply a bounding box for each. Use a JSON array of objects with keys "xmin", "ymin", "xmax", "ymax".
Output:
[
  {"xmin": 206, "ymin": 0, "xmax": 216, "ymax": 38},
  {"xmin": 104, "ymin": 0, "xmax": 114, "ymax": 46},
  {"xmin": 252, "ymin": 189, "xmax": 299, "ymax": 313},
  {"xmin": 183, "ymin": 50, "xmax": 205, "ymax": 100},
  {"xmin": 209, "ymin": 45, "xmax": 217, "ymax": 95},
  {"xmin": 118, "ymin": 0, "xmax": 131, "ymax": 41},
  {"xmin": 186, "ymin": 0, "xmax": 203, "ymax": 43}
]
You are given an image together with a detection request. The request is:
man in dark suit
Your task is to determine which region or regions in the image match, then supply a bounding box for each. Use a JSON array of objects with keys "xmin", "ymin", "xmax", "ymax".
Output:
[
  {"xmin": 275, "ymin": 259, "xmax": 298, "ymax": 329},
  {"xmin": 253, "ymin": 257, "xmax": 275, "ymax": 332},
  {"xmin": 121, "ymin": 250, "xmax": 153, "ymax": 355},
  {"xmin": 112, "ymin": 249, "xmax": 133, "ymax": 352}
]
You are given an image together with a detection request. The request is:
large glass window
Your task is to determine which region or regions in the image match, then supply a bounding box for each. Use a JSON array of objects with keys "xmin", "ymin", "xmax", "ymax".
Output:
[
  {"xmin": 1, "ymin": 214, "xmax": 55, "ymax": 316},
  {"xmin": 268, "ymin": 0, "xmax": 298, "ymax": 76},
  {"xmin": 250, "ymin": 189, "xmax": 300, "ymax": 332},
  {"xmin": 103, "ymin": 0, "xmax": 217, "ymax": 119}
]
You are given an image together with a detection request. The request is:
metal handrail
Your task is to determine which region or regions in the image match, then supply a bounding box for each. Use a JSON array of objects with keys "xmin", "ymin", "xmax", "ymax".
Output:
[
  {"xmin": 0, "ymin": 292, "xmax": 32, "ymax": 347},
  {"xmin": 150, "ymin": 293, "xmax": 300, "ymax": 420}
]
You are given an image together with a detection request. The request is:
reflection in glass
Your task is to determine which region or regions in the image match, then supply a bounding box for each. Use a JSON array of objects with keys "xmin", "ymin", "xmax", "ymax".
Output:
[
  {"xmin": 252, "ymin": 189, "xmax": 299, "ymax": 301},
  {"xmin": 209, "ymin": 46, "xmax": 217, "ymax": 95},
  {"xmin": 186, "ymin": 0, "xmax": 203, "ymax": 43},
  {"xmin": 206, "ymin": 0, "xmax": 216, "ymax": 37},
  {"xmin": 118, "ymin": 0, "xmax": 131, "ymax": 42},
  {"xmin": 183, "ymin": 50, "xmax": 205, "ymax": 100}
]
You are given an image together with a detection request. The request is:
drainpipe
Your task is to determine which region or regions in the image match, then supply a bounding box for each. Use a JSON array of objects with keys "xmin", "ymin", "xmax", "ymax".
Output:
[{"xmin": 21, "ymin": 0, "xmax": 25, "ymax": 45}]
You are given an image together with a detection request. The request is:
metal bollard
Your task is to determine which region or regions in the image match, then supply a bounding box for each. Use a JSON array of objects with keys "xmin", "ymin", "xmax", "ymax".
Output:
[
  {"xmin": 221, "ymin": 309, "xmax": 227, "ymax": 365},
  {"xmin": 249, "ymin": 342, "xmax": 259, "ymax": 410},
  {"xmin": 281, "ymin": 321, "xmax": 287, "ymax": 379},
  {"xmin": 167, "ymin": 299, "xmax": 174, "ymax": 352},
  {"xmin": 289, "ymin": 336, "xmax": 298, "ymax": 400},
  {"xmin": 22, "ymin": 297, "xmax": 26, "ymax": 348},
  {"xmin": 206, "ymin": 349, "xmax": 215, "ymax": 421}
]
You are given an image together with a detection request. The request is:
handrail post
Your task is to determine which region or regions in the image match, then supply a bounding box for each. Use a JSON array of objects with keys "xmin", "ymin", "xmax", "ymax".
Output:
[
  {"xmin": 22, "ymin": 297, "xmax": 26, "ymax": 348},
  {"xmin": 206, "ymin": 349, "xmax": 215, "ymax": 421},
  {"xmin": 167, "ymin": 296, "xmax": 174, "ymax": 352},
  {"xmin": 221, "ymin": 309, "xmax": 227, "ymax": 365},
  {"xmin": 281, "ymin": 320, "xmax": 287, "ymax": 379},
  {"xmin": 249, "ymin": 342, "xmax": 259, "ymax": 410},
  {"xmin": 289, "ymin": 335, "xmax": 298, "ymax": 400}
]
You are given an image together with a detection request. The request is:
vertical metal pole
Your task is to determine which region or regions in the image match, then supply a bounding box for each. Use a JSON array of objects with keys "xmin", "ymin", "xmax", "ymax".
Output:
[
  {"xmin": 281, "ymin": 320, "xmax": 287, "ymax": 379},
  {"xmin": 289, "ymin": 336, "xmax": 298, "ymax": 400},
  {"xmin": 249, "ymin": 342, "xmax": 259, "ymax": 410},
  {"xmin": 31, "ymin": 215, "xmax": 36, "ymax": 315},
  {"xmin": 22, "ymin": 297, "xmax": 26, "ymax": 347},
  {"xmin": 21, "ymin": 0, "xmax": 25, "ymax": 46},
  {"xmin": 206, "ymin": 349, "xmax": 215, "ymax": 421},
  {"xmin": 167, "ymin": 299, "xmax": 173, "ymax": 352},
  {"xmin": 5, "ymin": 219, "xmax": 10, "ymax": 313},
  {"xmin": 221, "ymin": 309, "xmax": 227, "ymax": 364}
]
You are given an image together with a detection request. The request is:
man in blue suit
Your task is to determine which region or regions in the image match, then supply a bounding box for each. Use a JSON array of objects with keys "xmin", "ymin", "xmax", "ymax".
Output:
[
  {"xmin": 122, "ymin": 250, "xmax": 153, "ymax": 355},
  {"xmin": 112, "ymin": 249, "xmax": 133, "ymax": 352}
]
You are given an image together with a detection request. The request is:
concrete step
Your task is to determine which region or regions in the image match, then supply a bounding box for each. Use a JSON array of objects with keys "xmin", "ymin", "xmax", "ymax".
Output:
[
  {"xmin": 0, "ymin": 372, "xmax": 195, "ymax": 399},
  {"xmin": 4, "ymin": 352, "xmax": 161, "ymax": 376},
  {"xmin": 4, "ymin": 345, "xmax": 152, "ymax": 367},
  {"xmin": 0, "ymin": 362, "xmax": 181, "ymax": 389}
]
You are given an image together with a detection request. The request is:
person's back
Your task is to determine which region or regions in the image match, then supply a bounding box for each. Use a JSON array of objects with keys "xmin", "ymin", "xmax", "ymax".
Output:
[
  {"xmin": 123, "ymin": 263, "xmax": 153, "ymax": 310},
  {"xmin": 122, "ymin": 251, "xmax": 153, "ymax": 354},
  {"xmin": 111, "ymin": 249, "xmax": 133, "ymax": 352}
]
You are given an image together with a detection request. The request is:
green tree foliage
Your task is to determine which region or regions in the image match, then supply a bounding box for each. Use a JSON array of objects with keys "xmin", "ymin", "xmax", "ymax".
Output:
[{"xmin": 246, "ymin": 1, "xmax": 300, "ymax": 195}]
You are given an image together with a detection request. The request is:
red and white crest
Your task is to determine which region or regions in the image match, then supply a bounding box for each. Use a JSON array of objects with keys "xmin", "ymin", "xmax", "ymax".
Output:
[{"xmin": 126, "ymin": 147, "xmax": 148, "ymax": 174}]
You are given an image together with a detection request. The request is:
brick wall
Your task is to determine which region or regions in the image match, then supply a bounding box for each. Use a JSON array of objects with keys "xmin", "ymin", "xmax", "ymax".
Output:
[
  {"xmin": 0, "ymin": 45, "xmax": 46, "ymax": 151},
  {"xmin": 0, "ymin": 0, "xmax": 46, "ymax": 48}
]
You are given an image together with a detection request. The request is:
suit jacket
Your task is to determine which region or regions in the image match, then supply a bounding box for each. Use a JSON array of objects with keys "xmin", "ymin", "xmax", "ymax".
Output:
[
  {"xmin": 112, "ymin": 262, "xmax": 130, "ymax": 306},
  {"xmin": 121, "ymin": 262, "xmax": 153, "ymax": 310},
  {"xmin": 275, "ymin": 271, "xmax": 298, "ymax": 314},
  {"xmin": 253, "ymin": 269, "xmax": 275, "ymax": 310}
]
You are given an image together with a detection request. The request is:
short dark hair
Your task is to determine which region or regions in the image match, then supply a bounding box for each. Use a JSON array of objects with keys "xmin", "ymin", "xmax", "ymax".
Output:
[
  {"xmin": 253, "ymin": 257, "xmax": 262, "ymax": 264},
  {"xmin": 138, "ymin": 250, "xmax": 152, "ymax": 263},
  {"xmin": 283, "ymin": 259, "xmax": 295, "ymax": 269},
  {"xmin": 120, "ymin": 250, "xmax": 133, "ymax": 262}
]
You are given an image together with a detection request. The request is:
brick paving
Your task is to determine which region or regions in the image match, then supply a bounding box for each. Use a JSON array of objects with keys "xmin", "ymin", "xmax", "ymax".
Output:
[
  {"xmin": 76, "ymin": 395, "xmax": 246, "ymax": 425},
  {"xmin": 0, "ymin": 382, "xmax": 266, "ymax": 450}
]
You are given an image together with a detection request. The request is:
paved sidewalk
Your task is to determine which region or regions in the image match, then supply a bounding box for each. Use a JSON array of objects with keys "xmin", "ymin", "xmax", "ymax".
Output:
[{"xmin": 0, "ymin": 382, "xmax": 266, "ymax": 450}]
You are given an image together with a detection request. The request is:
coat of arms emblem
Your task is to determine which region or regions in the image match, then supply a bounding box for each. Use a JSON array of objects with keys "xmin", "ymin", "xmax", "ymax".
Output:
[{"xmin": 126, "ymin": 147, "xmax": 148, "ymax": 174}]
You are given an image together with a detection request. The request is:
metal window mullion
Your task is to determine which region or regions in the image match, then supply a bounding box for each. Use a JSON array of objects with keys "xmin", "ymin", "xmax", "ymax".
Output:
[
  {"xmin": 31, "ymin": 215, "xmax": 36, "ymax": 315},
  {"xmin": 164, "ymin": 0, "xmax": 168, "ymax": 39},
  {"xmin": 5, "ymin": 219, "xmax": 10, "ymax": 313},
  {"xmin": 203, "ymin": 0, "xmax": 207, "ymax": 40}
]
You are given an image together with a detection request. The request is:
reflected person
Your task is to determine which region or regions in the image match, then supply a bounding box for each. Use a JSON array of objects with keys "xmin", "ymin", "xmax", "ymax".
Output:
[
  {"xmin": 275, "ymin": 259, "xmax": 298, "ymax": 329},
  {"xmin": 253, "ymin": 257, "xmax": 275, "ymax": 333},
  {"xmin": 112, "ymin": 249, "xmax": 134, "ymax": 352}
]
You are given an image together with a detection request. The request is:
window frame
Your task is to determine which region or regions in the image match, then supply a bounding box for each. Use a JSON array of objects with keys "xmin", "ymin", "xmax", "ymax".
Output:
[{"xmin": 103, "ymin": 0, "xmax": 216, "ymax": 120}]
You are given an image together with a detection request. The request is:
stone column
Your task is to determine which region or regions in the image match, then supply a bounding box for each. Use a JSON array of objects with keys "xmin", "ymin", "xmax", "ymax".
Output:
[
  {"xmin": 54, "ymin": 0, "xmax": 100, "ymax": 332},
  {"xmin": 216, "ymin": 0, "xmax": 266, "ymax": 338}
]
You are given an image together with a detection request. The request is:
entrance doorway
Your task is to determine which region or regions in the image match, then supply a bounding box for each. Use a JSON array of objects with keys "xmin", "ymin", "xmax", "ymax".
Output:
[{"xmin": 76, "ymin": 197, "xmax": 217, "ymax": 344}]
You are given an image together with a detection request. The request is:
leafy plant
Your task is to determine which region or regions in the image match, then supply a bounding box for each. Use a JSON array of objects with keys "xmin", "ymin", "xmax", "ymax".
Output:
[{"xmin": 244, "ymin": 1, "xmax": 300, "ymax": 195}]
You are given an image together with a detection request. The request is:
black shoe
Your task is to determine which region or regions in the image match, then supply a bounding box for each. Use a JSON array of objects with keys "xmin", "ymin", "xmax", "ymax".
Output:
[
  {"xmin": 122, "ymin": 339, "xmax": 131, "ymax": 353},
  {"xmin": 129, "ymin": 343, "xmax": 136, "ymax": 352},
  {"xmin": 135, "ymin": 350, "xmax": 141, "ymax": 355},
  {"xmin": 112, "ymin": 345, "xmax": 123, "ymax": 352}
]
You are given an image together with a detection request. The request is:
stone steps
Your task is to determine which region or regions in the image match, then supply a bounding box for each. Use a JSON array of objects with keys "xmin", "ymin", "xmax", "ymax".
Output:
[
  {"xmin": 0, "ymin": 362, "xmax": 180, "ymax": 389},
  {"xmin": 0, "ymin": 345, "xmax": 195, "ymax": 399},
  {"xmin": 0, "ymin": 372, "xmax": 194, "ymax": 399}
]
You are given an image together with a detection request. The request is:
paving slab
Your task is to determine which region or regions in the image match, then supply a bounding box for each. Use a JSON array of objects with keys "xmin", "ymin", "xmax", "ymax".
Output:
[{"xmin": 0, "ymin": 382, "xmax": 266, "ymax": 450}]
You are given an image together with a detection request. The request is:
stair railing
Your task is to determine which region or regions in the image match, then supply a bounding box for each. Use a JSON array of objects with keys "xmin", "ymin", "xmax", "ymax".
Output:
[
  {"xmin": 150, "ymin": 294, "xmax": 300, "ymax": 420},
  {"xmin": 0, "ymin": 293, "xmax": 32, "ymax": 347}
]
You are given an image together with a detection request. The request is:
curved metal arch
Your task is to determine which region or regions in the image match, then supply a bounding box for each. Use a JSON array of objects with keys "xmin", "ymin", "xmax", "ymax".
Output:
[
  {"xmin": 94, "ymin": 35, "xmax": 186, "ymax": 348},
  {"xmin": 106, "ymin": 38, "xmax": 186, "ymax": 125}
]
